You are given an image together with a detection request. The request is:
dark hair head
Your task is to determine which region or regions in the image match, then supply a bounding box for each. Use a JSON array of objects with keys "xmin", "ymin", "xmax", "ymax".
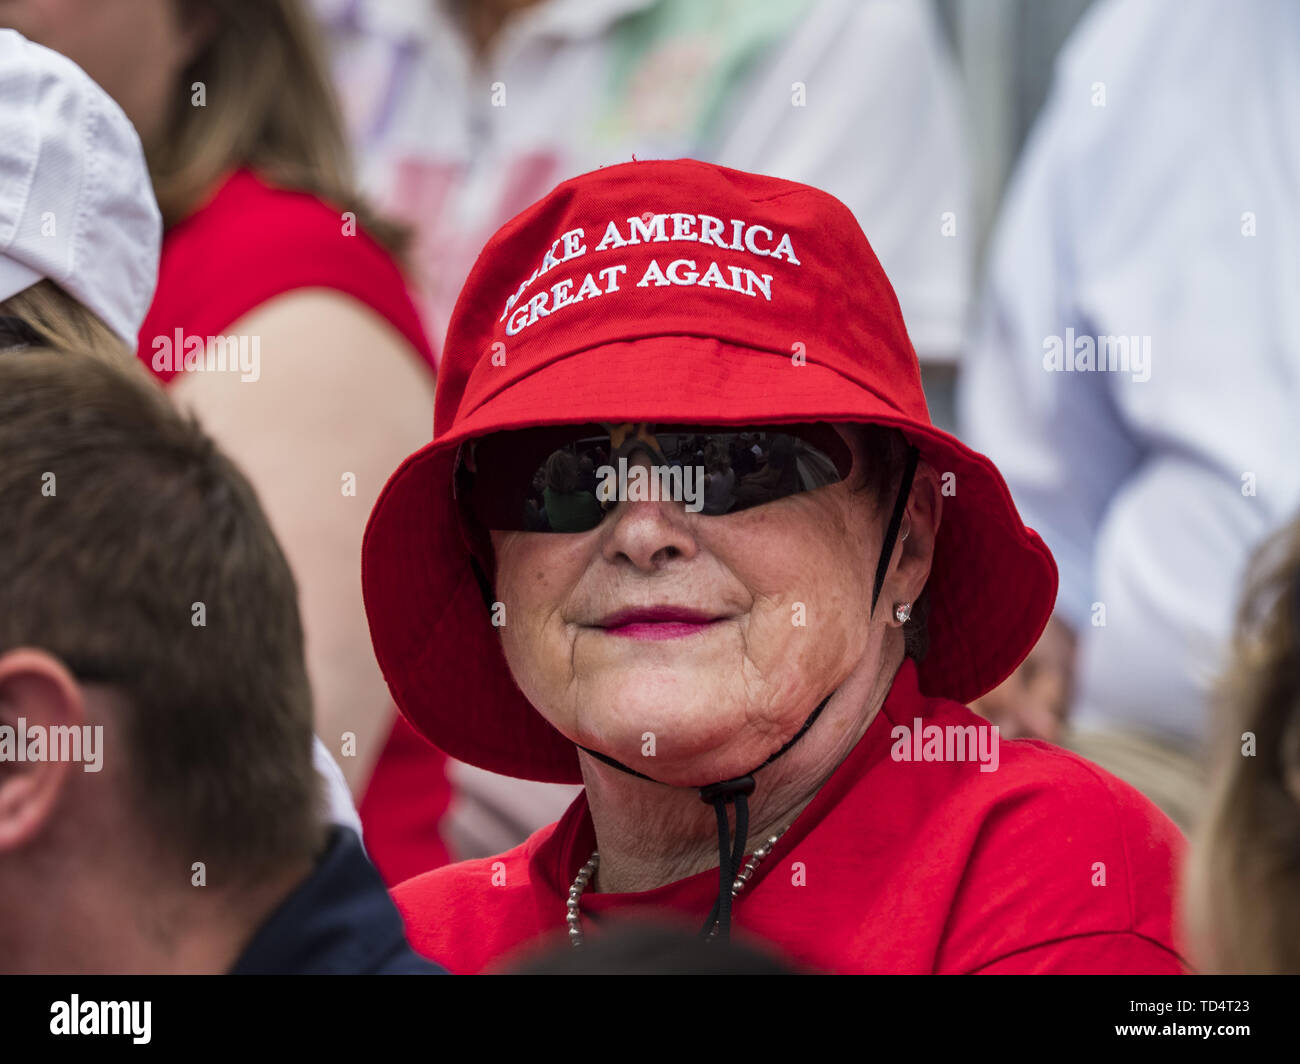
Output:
[
  {"xmin": 506, "ymin": 921, "xmax": 805, "ymax": 975},
  {"xmin": 0, "ymin": 348, "xmax": 323, "ymax": 884},
  {"xmin": 545, "ymin": 449, "xmax": 580, "ymax": 494}
]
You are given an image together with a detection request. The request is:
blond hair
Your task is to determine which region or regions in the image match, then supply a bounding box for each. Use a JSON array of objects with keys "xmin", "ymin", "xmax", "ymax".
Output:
[
  {"xmin": 0, "ymin": 279, "xmax": 133, "ymax": 364},
  {"xmin": 151, "ymin": 0, "xmax": 406, "ymax": 256},
  {"xmin": 1185, "ymin": 517, "xmax": 1300, "ymax": 972}
]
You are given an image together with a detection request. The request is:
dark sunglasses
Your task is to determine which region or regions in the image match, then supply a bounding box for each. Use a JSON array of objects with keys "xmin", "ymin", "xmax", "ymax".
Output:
[{"xmin": 456, "ymin": 422, "xmax": 854, "ymax": 533}]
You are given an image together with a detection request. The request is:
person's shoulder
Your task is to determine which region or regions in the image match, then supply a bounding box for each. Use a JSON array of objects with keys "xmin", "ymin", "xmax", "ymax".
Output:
[
  {"xmin": 1004, "ymin": 736, "xmax": 1186, "ymax": 868},
  {"xmin": 392, "ymin": 842, "xmax": 535, "ymax": 906},
  {"xmin": 926, "ymin": 695, "xmax": 1184, "ymax": 846},
  {"xmin": 390, "ymin": 822, "xmax": 561, "ymax": 973},
  {"xmin": 147, "ymin": 167, "xmax": 431, "ymax": 363},
  {"xmin": 1042, "ymin": 0, "xmax": 1252, "ymax": 162},
  {"xmin": 915, "ymin": 697, "xmax": 1187, "ymax": 971},
  {"xmin": 183, "ymin": 168, "xmax": 392, "ymax": 268}
]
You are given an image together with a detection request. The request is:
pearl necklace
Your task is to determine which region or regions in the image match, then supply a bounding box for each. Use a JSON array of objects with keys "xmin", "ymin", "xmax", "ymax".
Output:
[{"xmin": 566, "ymin": 830, "xmax": 785, "ymax": 947}]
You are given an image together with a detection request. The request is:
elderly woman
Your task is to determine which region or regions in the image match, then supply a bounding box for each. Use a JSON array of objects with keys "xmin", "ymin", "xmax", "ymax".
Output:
[{"xmin": 362, "ymin": 160, "xmax": 1186, "ymax": 974}]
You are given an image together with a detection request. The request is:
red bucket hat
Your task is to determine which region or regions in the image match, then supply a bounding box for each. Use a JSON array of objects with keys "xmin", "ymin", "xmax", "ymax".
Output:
[{"xmin": 362, "ymin": 158, "xmax": 1057, "ymax": 785}]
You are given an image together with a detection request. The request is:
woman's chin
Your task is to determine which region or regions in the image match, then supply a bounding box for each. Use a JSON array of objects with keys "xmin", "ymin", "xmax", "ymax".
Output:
[
  {"xmin": 562, "ymin": 680, "xmax": 780, "ymax": 783},
  {"xmin": 571, "ymin": 668, "xmax": 735, "ymax": 727},
  {"xmin": 576, "ymin": 727, "xmax": 767, "ymax": 788}
]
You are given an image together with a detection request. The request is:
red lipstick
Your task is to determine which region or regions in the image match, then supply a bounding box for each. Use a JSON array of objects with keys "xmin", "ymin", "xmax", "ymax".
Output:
[{"xmin": 598, "ymin": 606, "xmax": 723, "ymax": 640}]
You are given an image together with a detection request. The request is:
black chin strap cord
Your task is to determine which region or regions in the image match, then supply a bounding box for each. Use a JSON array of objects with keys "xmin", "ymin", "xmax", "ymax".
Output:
[
  {"xmin": 699, "ymin": 776, "xmax": 753, "ymax": 939},
  {"xmin": 576, "ymin": 444, "xmax": 921, "ymax": 942},
  {"xmin": 871, "ymin": 445, "xmax": 920, "ymax": 619}
]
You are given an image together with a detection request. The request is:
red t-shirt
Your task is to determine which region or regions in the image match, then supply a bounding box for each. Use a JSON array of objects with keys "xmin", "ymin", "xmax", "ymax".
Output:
[
  {"xmin": 392, "ymin": 659, "xmax": 1188, "ymax": 974},
  {"xmin": 137, "ymin": 167, "xmax": 453, "ymax": 883}
]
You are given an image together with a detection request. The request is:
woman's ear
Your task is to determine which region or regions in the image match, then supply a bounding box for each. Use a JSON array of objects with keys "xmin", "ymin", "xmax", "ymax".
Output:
[{"xmin": 891, "ymin": 460, "xmax": 942, "ymax": 607}]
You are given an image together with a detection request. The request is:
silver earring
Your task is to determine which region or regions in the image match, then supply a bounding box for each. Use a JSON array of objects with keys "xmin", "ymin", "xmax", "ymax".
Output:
[{"xmin": 894, "ymin": 602, "xmax": 912, "ymax": 623}]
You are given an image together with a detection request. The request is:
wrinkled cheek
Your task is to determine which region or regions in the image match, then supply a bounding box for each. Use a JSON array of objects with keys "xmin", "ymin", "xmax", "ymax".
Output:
[
  {"xmin": 495, "ymin": 617, "xmax": 530, "ymax": 692},
  {"xmin": 494, "ymin": 537, "xmax": 595, "ymax": 724},
  {"xmin": 747, "ymin": 576, "xmax": 866, "ymax": 700},
  {"xmin": 496, "ymin": 623, "xmax": 564, "ymax": 736},
  {"xmin": 743, "ymin": 603, "xmax": 831, "ymax": 697},
  {"xmin": 812, "ymin": 587, "xmax": 872, "ymax": 680},
  {"xmin": 496, "ymin": 547, "xmax": 557, "ymax": 660}
]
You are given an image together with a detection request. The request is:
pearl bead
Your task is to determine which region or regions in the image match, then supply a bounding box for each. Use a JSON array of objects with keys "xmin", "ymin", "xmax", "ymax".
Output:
[{"xmin": 565, "ymin": 828, "xmax": 786, "ymax": 947}]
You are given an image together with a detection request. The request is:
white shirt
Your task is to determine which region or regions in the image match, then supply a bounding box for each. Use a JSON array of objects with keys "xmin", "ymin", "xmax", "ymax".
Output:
[
  {"xmin": 312, "ymin": 735, "xmax": 365, "ymax": 838},
  {"xmin": 959, "ymin": 0, "xmax": 1300, "ymax": 744},
  {"xmin": 313, "ymin": 0, "xmax": 972, "ymax": 364}
]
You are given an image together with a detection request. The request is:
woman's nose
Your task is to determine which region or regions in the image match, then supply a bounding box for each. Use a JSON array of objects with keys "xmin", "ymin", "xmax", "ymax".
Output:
[{"xmin": 599, "ymin": 456, "xmax": 701, "ymax": 570}]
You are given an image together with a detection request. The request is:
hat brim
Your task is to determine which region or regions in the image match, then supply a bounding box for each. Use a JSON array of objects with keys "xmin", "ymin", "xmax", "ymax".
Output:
[
  {"xmin": 362, "ymin": 335, "xmax": 1057, "ymax": 784},
  {"xmin": 0, "ymin": 256, "xmax": 43, "ymax": 306}
]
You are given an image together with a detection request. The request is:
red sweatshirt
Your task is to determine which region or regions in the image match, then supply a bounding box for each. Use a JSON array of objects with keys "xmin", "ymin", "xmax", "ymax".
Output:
[{"xmin": 392, "ymin": 659, "xmax": 1187, "ymax": 974}]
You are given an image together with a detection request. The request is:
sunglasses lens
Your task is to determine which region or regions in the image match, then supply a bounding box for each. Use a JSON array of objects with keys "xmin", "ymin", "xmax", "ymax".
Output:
[{"xmin": 463, "ymin": 424, "xmax": 852, "ymax": 533}]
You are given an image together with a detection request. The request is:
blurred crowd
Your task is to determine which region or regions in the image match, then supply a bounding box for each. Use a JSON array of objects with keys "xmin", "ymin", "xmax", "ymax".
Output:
[{"xmin": 0, "ymin": 0, "xmax": 1297, "ymax": 976}]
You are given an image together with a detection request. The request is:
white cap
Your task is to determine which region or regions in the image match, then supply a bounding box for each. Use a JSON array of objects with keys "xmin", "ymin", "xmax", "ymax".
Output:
[{"xmin": 0, "ymin": 29, "xmax": 161, "ymax": 347}]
